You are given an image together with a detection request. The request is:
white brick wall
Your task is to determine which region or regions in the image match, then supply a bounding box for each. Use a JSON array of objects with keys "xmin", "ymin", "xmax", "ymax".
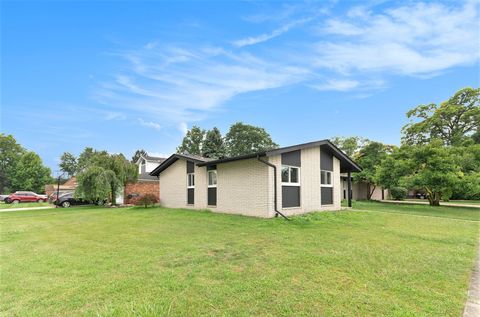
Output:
[
  {"xmin": 159, "ymin": 159, "xmax": 187, "ymax": 208},
  {"xmin": 268, "ymin": 147, "xmax": 342, "ymax": 216},
  {"xmin": 216, "ymin": 158, "xmax": 270, "ymax": 217}
]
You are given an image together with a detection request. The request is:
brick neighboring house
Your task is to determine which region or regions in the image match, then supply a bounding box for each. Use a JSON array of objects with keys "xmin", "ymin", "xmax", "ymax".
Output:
[
  {"xmin": 45, "ymin": 176, "xmax": 77, "ymax": 196},
  {"xmin": 124, "ymin": 154, "xmax": 166, "ymax": 204}
]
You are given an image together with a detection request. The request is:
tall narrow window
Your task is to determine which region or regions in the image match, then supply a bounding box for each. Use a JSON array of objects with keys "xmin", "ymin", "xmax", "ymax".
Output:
[
  {"xmin": 321, "ymin": 170, "xmax": 332, "ymax": 187},
  {"xmin": 187, "ymin": 173, "xmax": 195, "ymax": 188},
  {"xmin": 207, "ymin": 168, "xmax": 217, "ymax": 206},
  {"xmin": 281, "ymin": 166, "xmax": 300, "ymax": 185}
]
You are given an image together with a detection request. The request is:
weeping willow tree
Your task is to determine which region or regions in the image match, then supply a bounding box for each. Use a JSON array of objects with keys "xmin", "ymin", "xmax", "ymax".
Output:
[{"xmin": 75, "ymin": 151, "xmax": 137, "ymax": 205}]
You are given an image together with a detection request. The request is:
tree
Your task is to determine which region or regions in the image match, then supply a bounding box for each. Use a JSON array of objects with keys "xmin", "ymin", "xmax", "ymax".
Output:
[
  {"xmin": 202, "ymin": 127, "xmax": 226, "ymax": 159},
  {"xmin": 76, "ymin": 147, "xmax": 95, "ymax": 173},
  {"xmin": 0, "ymin": 134, "xmax": 25, "ymax": 193},
  {"xmin": 224, "ymin": 122, "xmax": 278, "ymax": 157},
  {"xmin": 402, "ymin": 87, "xmax": 480, "ymax": 146},
  {"xmin": 59, "ymin": 152, "xmax": 77, "ymax": 176},
  {"xmin": 353, "ymin": 141, "xmax": 393, "ymax": 200},
  {"xmin": 330, "ymin": 136, "xmax": 370, "ymax": 157},
  {"xmin": 75, "ymin": 150, "xmax": 137, "ymax": 205},
  {"xmin": 176, "ymin": 125, "xmax": 205, "ymax": 155},
  {"xmin": 377, "ymin": 141, "xmax": 461, "ymax": 206},
  {"xmin": 132, "ymin": 149, "xmax": 147, "ymax": 163},
  {"xmin": 11, "ymin": 152, "xmax": 52, "ymax": 193}
]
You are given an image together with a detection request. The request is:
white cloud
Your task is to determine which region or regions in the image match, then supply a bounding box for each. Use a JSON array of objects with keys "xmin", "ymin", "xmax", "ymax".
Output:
[
  {"xmin": 311, "ymin": 79, "xmax": 359, "ymax": 91},
  {"xmin": 178, "ymin": 122, "xmax": 188, "ymax": 135},
  {"xmin": 315, "ymin": 1, "xmax": 479, "ymax": 76},
  {"xmin": 232, "ymin": 17, "xmax": 313, "ymax": 47},
  {"xmin": 137, "ymin": 118, "xmax": 161, "ymax": 130}
]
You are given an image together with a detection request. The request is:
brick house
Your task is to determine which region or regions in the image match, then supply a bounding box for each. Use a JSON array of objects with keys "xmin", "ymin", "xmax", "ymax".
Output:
[
  {"xmin": 150, "ymin": 140, "xmax": 361, "ymax": 218},
  {"xmin": 124, "ymin": 154, "xmax": 166, "ymax": 204}
]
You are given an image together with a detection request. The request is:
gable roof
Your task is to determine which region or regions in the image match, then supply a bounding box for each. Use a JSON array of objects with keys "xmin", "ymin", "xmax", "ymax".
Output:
[
  {"xmin": 149, "ymin": 153, "xmax": 213, "ymax": 176},
  {"xmin": 197, "ymin": 139, "xmax": 361, "ymax": 173},
  {"xmin": 135, "ymin": 154, "xmax": 166, "ymax": 164}
]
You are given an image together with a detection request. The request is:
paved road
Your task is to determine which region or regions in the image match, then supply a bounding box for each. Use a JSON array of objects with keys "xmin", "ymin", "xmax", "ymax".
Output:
[
  {"xmin": 382, "ymin": 200, "xmax": 480, "ymax": 209},
  {"xmin": 0, "ymin": 206, "xmax": 54, "ymax": 213}
]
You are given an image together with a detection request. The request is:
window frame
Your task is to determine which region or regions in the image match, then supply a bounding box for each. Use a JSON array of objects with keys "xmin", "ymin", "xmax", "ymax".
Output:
[
  {"xmin": 320, "ymin": 170, "xmax": 333, "ymax": 187},
  {"xmin": 281, "ymin": 165, "xmax": 300, "ymax": 186},
  {"xmin": 207, "ymin": 170, "xmax": 217, "ymax": 188},
  {"xmin": 187, "ymin": 173, "xmax": 195, "ymax": 188}
]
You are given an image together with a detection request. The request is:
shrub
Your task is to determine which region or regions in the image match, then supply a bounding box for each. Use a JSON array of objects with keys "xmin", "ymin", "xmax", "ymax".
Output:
[
  {"xmin": 390, "ymin": 187, "xmax": 407, "ymax": 200},
  {"xmin": 136, "ymin": 194, "xmax": 158, "ymax": 208}
]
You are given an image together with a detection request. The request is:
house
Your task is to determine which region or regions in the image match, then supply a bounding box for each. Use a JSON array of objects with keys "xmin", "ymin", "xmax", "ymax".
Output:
[
  {"xmin": 150, "ymin": 140, "xmax": 361, "ymax": 218},
  {"xmin": 340, "ymin": 175, "xmax": 389, "ymax": 200},
  {"xmin": 124, "ymin": 154, "xmax": 166, "ymax": 204},
  {"xmin": 45, "ymin": 176, "xmax": 77, "ymax": 196}
]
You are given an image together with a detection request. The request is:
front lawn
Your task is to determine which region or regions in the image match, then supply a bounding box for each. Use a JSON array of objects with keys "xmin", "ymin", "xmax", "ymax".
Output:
[
  {"xmin": 352, "ymin": 200, "xmax": 480, "ymax": 221},
  {"xmin": 0, "ymin": 202, "xmax": 51, "ymax": 209},
  {"xmin": 1, "ymin": 205, "xmax": 478, "ymax": 316}
]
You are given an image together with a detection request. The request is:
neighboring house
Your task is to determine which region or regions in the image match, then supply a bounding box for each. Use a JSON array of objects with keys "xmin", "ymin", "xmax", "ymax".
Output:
[
  {"xmin": 124, "ymin": 154, "xmax": 166, "ymax": 204},
  {"xmin": 340, "ymin": 175, "xmax": 389, "ymax": 200},
  {"xmin": 150, "ymin": 140, "xmax": 361, "ymax": 218},
  {"xmin": 45, "ymin": 176, "xmax": 77, "ymax": 196}
]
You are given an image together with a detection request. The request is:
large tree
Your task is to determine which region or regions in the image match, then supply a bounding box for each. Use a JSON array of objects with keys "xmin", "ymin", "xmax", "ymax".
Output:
[
  {"xmin": 353, "ymin": 141, "xmax": 393, "ymax": 200},
  {"xmin": 11, "ymin": 152, "xmax": 52, "ymax": 193},
  {"xmin": 76, "ymin": 147, "xmax": 95, "ymax": 174},
  {"xmin": 402, "ymin": 87, "xmax": 480, "ymax": 146},
  {"xmin": 377, "ymin": 141, "xmax": 461, "ymax": 206},
  {"xmin": 75, "ymin": 149, "xmax": 137, "ymax": 205},
  {"xmin": 202, "ymin": 127, "xmax": 225, "ymax": 159},
  {"xmin": 131, "ymin": 149, "xmax": 147, "ymax": 163},
  {"xmin": 0, "ymin": 134, "xmax": 25, "ymax": 193},
  {"xmin": 331, "ymin": 136, "xmax": 370, "ymax": 157},
  {"xmin": 224, "ymin": 122, "xmax": 278, "ymax": 157},
  {"xmin": 59, "ymin": 152, "xmax": 77, "ymax": 176},
  {"xmin": 176, "ymin": 125, "xmax": 205, "ymax": 155}
]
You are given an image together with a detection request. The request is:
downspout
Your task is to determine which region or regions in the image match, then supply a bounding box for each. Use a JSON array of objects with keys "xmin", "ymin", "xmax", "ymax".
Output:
[{"xmin": 257, "ymin": 155, "xmax": 290, "ymax": 221}]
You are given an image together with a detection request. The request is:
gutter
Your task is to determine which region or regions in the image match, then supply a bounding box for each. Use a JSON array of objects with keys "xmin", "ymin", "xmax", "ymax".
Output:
[{"xmin": 257, "ymin": 155, "xmax": 289, "ymax": 221}]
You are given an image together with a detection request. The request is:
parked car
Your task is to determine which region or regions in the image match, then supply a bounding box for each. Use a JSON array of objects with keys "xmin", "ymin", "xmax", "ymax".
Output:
[
  {"xmin": 5, "ymin": 191, "xmax": 48, "ymax": 204},
  {"xmin": 48, "ymin": 191, "xmax": 72, "ymax": 202},
  {"xmin": 54, "ymin": 193, "xmax": 106, "ymax": 208},
  {"xmin": 0, "ymin": 194, "xmax": 10, "ymax": 202}
]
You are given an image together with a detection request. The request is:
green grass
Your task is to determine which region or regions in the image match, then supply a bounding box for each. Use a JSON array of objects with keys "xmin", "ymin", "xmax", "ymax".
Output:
[
  {"xmin": 351, "ymin": 200, "xmax": 480, "ymax": 221},
  {"xmin": 1, "ymin": 205, "xmax": 478, "ymax": 316},
  {"xmin": 0, "ymin": 202, "xmax": 52, "ymax": 209},
  {"xmin": 405, "ymin": 199, "xmax": 480, "ymax": 206}
]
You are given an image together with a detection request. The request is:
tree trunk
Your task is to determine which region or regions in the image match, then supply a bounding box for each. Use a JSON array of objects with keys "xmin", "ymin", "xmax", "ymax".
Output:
[
  {"xmin": 111, "ymin": 184, "xmax": 116, "ymax": 205},
  {"xmin": 367, "ymin": 184, "xmax": 376, "ymax": 200}
]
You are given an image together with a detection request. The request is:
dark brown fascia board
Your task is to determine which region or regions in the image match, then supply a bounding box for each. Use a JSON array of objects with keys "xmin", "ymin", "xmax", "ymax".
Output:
[
  {"xmin": 197, "ymin": 152, "xmax": 267, "ymax": 166},
  {"xmin": 149, "ymin": 153, "xmax": 208, "ymax": 176}
]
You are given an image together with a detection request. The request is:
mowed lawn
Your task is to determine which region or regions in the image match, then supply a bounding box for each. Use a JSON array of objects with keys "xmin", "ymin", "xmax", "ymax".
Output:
[
  {"xmin": 0, "ymin": 202, "xmax": 51, "ymax": 209},
  {"xmin": 1, "ymin": 203, "xmax": 479, "ymax": 316}
]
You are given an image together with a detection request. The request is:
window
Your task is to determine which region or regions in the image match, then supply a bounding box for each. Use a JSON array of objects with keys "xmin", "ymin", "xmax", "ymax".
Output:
[
  {"xmin": 187, "ymin": 173, "xmax": 195, "ymax": 188},
  {"xmin": 321, "ymin": 170, "xmax": 332, "ymax": 187},
  {"xmin": 208, "ymin": 170, "xmax": 217, "ymax": 187},
  {"xmin": 281, "ymin": 165, "xmax": 300, "ymax": 185}
]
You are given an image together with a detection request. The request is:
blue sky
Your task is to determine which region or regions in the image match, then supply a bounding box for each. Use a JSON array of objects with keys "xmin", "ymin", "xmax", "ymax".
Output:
[{"xmin": 1, "ymin": 0, "xmax": 479, "ymax": 171}]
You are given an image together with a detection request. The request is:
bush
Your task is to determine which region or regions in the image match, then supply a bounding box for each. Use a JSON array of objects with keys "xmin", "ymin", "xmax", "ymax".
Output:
[
  {"xmin": 390, "ymin": 187, "xmax": 407, "ymax": 200},
  {"xmin": 135, "ymin": 194, "xmax": 158, "ymax": 208}
]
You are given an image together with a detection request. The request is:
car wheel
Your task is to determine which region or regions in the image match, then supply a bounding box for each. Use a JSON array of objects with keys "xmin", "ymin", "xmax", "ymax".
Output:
[
  {"xmin": 12, "ymin": 200, "xmax": 20, "ymax": 204},
  {"xmin": 62, "ymin": 201, "xmax": 71, "ymax": 208},
  {"xmin": 37, "ymin": 199, "xmax": 44, "ymax": 203}
]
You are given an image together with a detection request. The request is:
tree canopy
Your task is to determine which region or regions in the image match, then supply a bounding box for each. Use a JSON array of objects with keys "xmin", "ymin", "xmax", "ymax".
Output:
[
  {"xmin": 0, "ymin": 134, "xmax": 52, "ymax": 193},
  {"xmin": 131, "ymin": 149, "xmax": 147, "ymax": 163},
  {"xmin": 59, "ymin": 152, "xmax": 77, "ymax": 176},
  {"xmin": 202, "ymin": 127, "xmax": 226, "ymax": 159},
  {"xmin": 402, "ymin": 87, "xmax": 480, "ymax": 146},
  {"xmin": 176, "ymin": 126, "xmax": 205, "ymax": 156},
  {"xmin": 74, "ymin": 149, "xmax": 137, "ymax": 204},
  {"xmin": 331, "ymin": 136, "xmax": 370, "ymax": 157},
  {"xmin": 225, "ymin": 122, "xmax": 278, "ymax": 157}
]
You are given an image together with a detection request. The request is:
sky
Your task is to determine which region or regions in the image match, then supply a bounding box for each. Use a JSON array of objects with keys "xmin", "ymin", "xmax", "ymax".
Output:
[{"xmin": 1, "ymin": 0, "xmax": 479, "ymax": 171}]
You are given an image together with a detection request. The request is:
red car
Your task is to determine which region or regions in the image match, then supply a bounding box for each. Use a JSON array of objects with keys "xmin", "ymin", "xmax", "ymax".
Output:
[{"xmin": 5, "ymin": 191, "xmax": 48, "ymax": 204}]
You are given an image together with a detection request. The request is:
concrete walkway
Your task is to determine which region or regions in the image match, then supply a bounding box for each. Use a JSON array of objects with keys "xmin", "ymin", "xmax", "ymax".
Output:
[
  {"xmin": 381, "ymin": 200, "xmax": 480, "ymax": 209},
  {"xmin": 463, "ymin": 244, "xmax": 480, "ymax": 317},
  {"xmin": 0, "ymin": 206, "xmax": 54, "ymax": 213}
]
